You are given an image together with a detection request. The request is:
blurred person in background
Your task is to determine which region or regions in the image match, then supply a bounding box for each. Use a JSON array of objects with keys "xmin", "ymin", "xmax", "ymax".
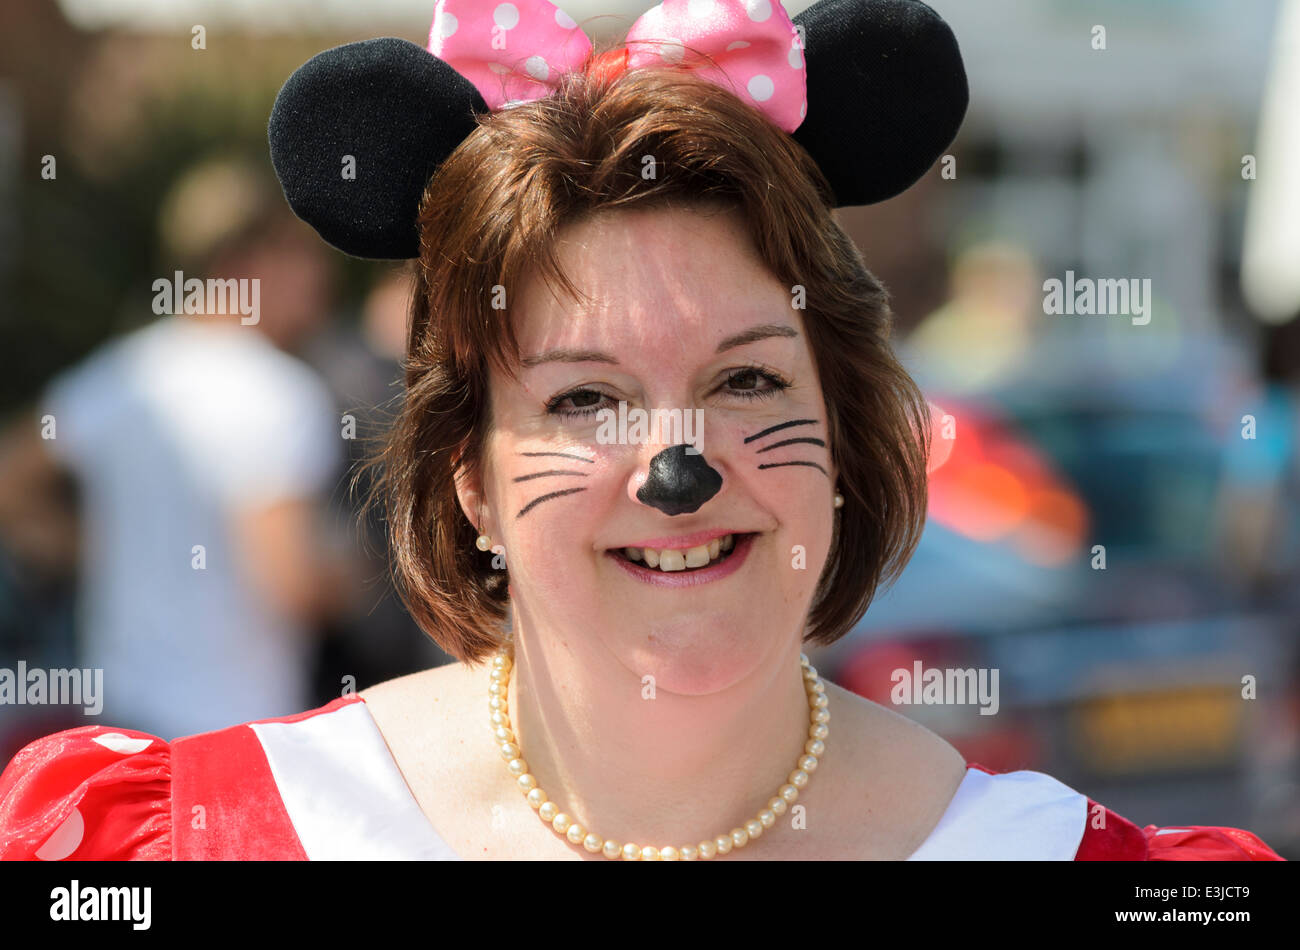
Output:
[
  {"xmin": 0, "ymin": 155, "xmax": 352, "ymax": 740},
  {"xmin": 905, "ymin": 240, "xmax": 1041, "ymax": 395}
]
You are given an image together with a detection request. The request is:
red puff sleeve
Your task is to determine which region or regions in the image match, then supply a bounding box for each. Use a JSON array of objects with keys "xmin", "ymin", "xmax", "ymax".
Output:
[
  {"xmin": 0, "ymin": 725, "xmax": 171, "ymax": 860},
  {"xmin": 1074, "ymin": 798, "xmax": 1286, "ymax": 860},
  {"xmin": 1141, "ymin": 824, "xmax": 1285, "ymax": 861}
]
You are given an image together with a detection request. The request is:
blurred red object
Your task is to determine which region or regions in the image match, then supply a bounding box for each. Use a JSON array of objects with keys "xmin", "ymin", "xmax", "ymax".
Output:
[{"xmin": 928, "ymin": 400, "xmax": 1089, "ymax": 566}]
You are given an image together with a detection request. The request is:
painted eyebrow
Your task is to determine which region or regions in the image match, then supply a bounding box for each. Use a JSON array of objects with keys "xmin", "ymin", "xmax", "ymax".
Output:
[{"xmin": 518, "ymin": 323, "xmax": 799, "ymax": 368}]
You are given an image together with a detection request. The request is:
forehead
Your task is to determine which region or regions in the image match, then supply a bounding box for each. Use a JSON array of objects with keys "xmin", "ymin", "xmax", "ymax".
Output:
[{"xmin": 512, "ymin": 205, "xmax": 793, "ymax": 356}]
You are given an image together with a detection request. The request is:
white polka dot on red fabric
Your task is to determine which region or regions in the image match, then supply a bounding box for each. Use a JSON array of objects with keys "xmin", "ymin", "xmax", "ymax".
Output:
[
  {"xmin": 745, "ymin": 0, "xmax": 772, "ymax": 23},
  {"xmin": 659, "ymin": 39, "xmax": 686, "ymax": 64},
  {"xmin": 436, "ymin": 12, "xmax": 458, "ymax": 39},
  {"xmin": 747, "ymin": 74, "xmax": 775, "ymax": 101},
  {"xmin": 555, "ymin": 8, "xmax": 576, "ymax": 29},
  {"xmin": 524, "ymin": 55, "xmax": 550, "ymax": 80},
  {"xmin": 92, "ymin": 732, "xmax": 154, "ymax": 754},
  {"xmin": 687, "ymin": 0, "xmax": 716, "ymax": 18},
  {"xmin": 494, "ymin": 3, "xmax": 520, "ymax": 30},
  {"xmin": 788, "ymin": 45, "xmax": 803, "ymax": 69},
  {"xmin": 800, "ymin": 101, "xmax": 807, "ymax": 119},
  {"xmin": 36, "ymin": 807, "xmax": 84, "ymax": 861},
  {"xmin": 726, "ymin": 40, "xmax": 751, "ymax": 51},
  {"xmin": 488, "ymin": 62, "xmax": 511, "ymax": 75}
]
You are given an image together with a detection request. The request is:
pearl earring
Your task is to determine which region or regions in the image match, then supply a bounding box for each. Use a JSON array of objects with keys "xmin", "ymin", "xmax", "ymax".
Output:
[
  {"xmin": 476, "ymin": 534, "xmax": 492, "ymax": 551},
  {"xmin": 833, "ymin": 493, "xmax": 844, "ymax": 509}
]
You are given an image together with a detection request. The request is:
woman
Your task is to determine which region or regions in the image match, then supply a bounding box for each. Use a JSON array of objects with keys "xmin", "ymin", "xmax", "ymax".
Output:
[{"xmin": 0, "ymin": 0, "xmax": 1285, "ymax": 860}]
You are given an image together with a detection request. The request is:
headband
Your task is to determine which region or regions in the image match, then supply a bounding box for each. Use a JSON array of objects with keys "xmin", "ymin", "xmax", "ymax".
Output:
[{"xmin": 268, "ymin": 0, "xmax": 968, "ymax": 259}]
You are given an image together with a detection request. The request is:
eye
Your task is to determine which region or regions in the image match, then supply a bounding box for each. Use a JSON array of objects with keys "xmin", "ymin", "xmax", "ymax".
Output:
[
  {"xmin": 545, "ymin": 388, "xmax": 611, "ymax": 418},
  {"xmin": 723, "ymin": 366, "xmax": 790, "ymax": 400},
  {"xmin": 545, "ymin": 366, "xmax": 790, "ymax": 419}
]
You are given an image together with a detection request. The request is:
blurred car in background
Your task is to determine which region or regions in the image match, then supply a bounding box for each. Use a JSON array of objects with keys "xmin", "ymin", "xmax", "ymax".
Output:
[{"xmin": 809, "ymin": 331, "xmax": 1300, "ymax": 858}]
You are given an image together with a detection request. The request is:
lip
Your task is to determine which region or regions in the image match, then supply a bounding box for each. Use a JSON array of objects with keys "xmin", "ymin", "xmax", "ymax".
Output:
[
  {"xmin": 611, "ymin": 529, "xmax": 743, "ymax": 551},
  {"xmin": 604, "ymin": 532, "xmax": 756, "ymax": 588}
]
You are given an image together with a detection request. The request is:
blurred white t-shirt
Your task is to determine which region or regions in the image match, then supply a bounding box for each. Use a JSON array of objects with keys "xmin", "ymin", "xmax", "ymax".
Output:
[{"xmin": 43, "ymin": 316, "xmax": 340, "ymax": 739}]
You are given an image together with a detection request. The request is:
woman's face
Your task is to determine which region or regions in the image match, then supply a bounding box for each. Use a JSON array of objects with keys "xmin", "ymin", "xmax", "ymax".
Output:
[{"xmin": 466, "ymin": 204, "xmax": 838, "ymax": 694}]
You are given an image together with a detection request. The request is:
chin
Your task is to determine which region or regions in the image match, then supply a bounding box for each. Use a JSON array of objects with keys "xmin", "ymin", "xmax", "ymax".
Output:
[{"xmin": 616, "ymin": 612, "xmax": 777, "ymax": 697}]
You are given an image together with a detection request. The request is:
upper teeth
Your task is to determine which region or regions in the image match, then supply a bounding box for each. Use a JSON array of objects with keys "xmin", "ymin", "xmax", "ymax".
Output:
[{"xmin": 623, "ymin": 534, "xmax": 736, "ymax": 571}]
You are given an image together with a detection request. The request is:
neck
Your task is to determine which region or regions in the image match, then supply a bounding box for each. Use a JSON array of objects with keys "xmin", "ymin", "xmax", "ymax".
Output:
[{"xmin": 497, "ymin": 614, "xmax": 815, "ymax": 849}]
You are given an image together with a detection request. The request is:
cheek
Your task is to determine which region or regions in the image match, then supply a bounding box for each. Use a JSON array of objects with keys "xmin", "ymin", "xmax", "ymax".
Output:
[
  {"xmin": 714, "ymin": 414, "xmax": 835, "ymax": 539},
  {"xmin": 490, "ymin": 444, "xmax": 613, "ymax": 594},
  {"xmin": 716, "ymin": 444, "xmax": 835, "ymax": 590},
  {"xmin": 764, "ymin": 480, "xmax": 836, "ymax": 588}
]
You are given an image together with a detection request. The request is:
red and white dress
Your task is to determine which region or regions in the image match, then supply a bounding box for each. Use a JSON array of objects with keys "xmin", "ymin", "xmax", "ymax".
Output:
[{"xmin": 0, "ymin": 695, "xmax": 1285, "ymax": 861}]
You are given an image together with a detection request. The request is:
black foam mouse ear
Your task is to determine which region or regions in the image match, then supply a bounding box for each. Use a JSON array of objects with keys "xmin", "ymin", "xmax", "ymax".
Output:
[
  {"xmin": 793, "ymin": 0, "xmax": 968, "ymax": 207},
  {"xmin": 268, "ymin": 37, "xmax": 488, "ymax": 260}
]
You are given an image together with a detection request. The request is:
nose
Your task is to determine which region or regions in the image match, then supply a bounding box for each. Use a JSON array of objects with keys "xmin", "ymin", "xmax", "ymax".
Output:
[{"xmin": 636, "ymin": 444, "xmax": 723, "ymax": 516}]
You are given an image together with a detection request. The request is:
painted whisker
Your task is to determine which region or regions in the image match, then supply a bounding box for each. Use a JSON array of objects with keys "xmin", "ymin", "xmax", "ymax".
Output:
[
  {"xmin": 512, "ymin": 470, "xmax": 589, "ymax": 482},
  {"xmin": 743, "ymin": 418, "xmax": 819, "ymax": 444},
  {"xmin": 755, "ymin": 437, "xmax": 825, "ymax": 454},
  {"xmin": 757, "ymin": 460, "xmax": 830, "ymax": 477},
  {"xmin": 517, "ymin": 487, "xmax": 588, "ymax": 518},
  {"xmin": 518, "ymin": 451, "xmax": 595, "ymax": 463}
]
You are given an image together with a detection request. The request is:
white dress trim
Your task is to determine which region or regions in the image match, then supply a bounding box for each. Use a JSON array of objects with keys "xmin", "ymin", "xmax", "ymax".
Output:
[
  {"xmin": 252, "ymin": 699, "xmax": 1088, "ymax": 860},
  {"xmin": 906, "ymin": 766, "xmax": 1088, "ymax": 860},
  {"xmin": 250, "ymin": 701, "xmax": 460, "ymax": 860}
]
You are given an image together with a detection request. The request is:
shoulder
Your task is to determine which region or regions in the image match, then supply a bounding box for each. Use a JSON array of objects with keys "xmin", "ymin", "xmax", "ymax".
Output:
[
  {"xmin": 826, "ymin": 682, "xmax": 968, "ymax": 804},
  {"xmin": 137, "ymin": 320, "xmax": 332, "ymax": 418},
  {"xmin": 45, "ymin": 319, "xmax": 181, "ymax": 405},
  {"xmin": 800, "ymin": 682, "xmax": 968, "ymax": 858},
  {"xmin": 359, "ymin": 660, "xmax": 476, "ymax": 716},
  {"xmin": 823, "ymin": 683, "xmax": 1286, "ymax": 861},
  {"xmin": 912, "ymin": 760, "xmax": 1287, "ymax": 861},
  {"xmin": 830, "ymin": 682, "xmax": 967, "ymax": 773},
  {"xmin": 45, "ymin": 322, "xmax": 143, "ymax": 392},
  {"xmin": 39, "ymin": 325, "xmax": 152, "ymax": 457},
  {"xmin": 225, "ymin": 329, "xmax": 335, "ymax": 410},
  {"xmin": 358, "ymin": 662, "xmax": 481, "ymax": 793}
]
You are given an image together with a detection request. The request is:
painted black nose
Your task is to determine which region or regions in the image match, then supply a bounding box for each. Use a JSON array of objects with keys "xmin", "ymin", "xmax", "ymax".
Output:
[{"xmin": 636, "ymin": 444, "xmax": 723, "ymax": 516}]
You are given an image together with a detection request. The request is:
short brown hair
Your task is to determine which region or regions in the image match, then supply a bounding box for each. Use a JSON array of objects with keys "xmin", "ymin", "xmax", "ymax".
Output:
[{"xmin": 372, "ymin": 48, "xmax": 931, "ymax": 665}]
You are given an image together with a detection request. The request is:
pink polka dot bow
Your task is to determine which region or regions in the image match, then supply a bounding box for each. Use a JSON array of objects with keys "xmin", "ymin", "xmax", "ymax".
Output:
[{"xmin": 428, "ymin": 0, "xmax": 808, "ymax": 132}]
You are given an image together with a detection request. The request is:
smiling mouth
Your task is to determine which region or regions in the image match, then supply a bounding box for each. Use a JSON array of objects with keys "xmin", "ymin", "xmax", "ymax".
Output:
[{"xmin": 609, "ymin": 533, "xmax": 756, "ymax": 574}]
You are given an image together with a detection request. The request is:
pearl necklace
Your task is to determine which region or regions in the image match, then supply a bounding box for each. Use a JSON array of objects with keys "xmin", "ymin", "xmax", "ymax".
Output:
[{"xmin": 488, "ymin": 645, "xmax": 830, "ymax": 860}]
